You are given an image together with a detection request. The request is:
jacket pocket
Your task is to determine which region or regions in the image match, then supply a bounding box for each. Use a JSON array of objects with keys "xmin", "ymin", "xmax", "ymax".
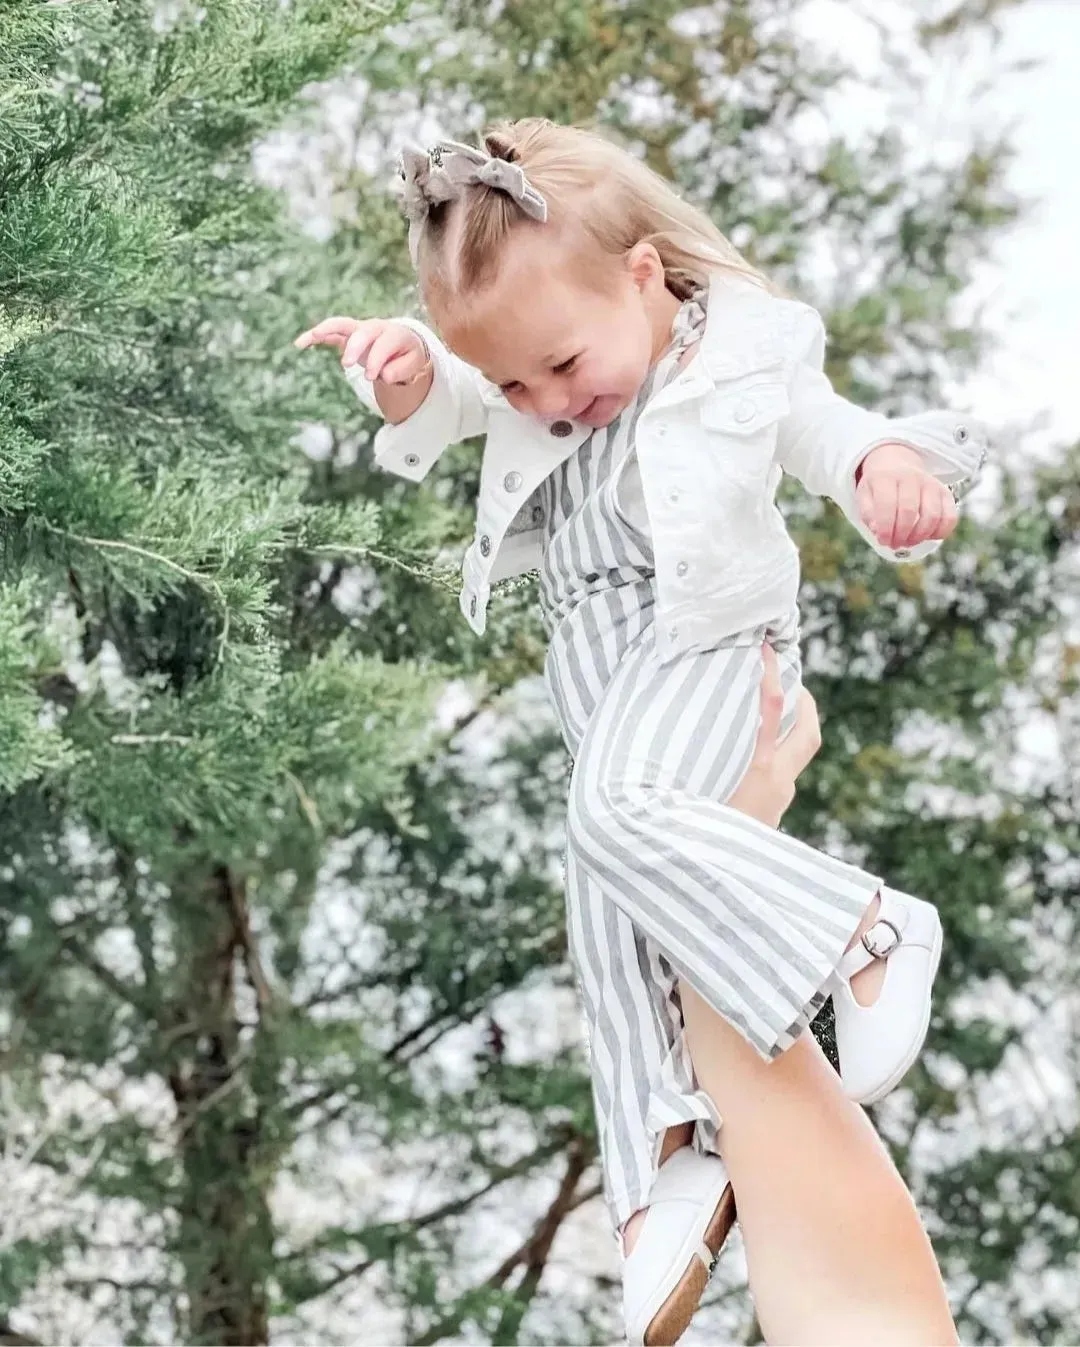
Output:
[
  {"xmin": 698, "ymin": 380, "xmax": 791, "ymax": 503},
  {"xmin": 700, "ymin": 381, "xmax": 791, "ymax": 437}
]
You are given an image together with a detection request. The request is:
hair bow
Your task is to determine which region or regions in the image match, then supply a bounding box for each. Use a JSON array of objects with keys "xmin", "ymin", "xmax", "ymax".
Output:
[{"xmin": 399, "ymin": 138, "xmax": 548, "ymax": 263}]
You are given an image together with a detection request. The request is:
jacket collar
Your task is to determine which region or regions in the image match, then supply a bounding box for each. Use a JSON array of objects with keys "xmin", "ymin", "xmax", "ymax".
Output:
[{"xmin": 697, "ymin": 272, "xmax": 789, "ymax": 383}]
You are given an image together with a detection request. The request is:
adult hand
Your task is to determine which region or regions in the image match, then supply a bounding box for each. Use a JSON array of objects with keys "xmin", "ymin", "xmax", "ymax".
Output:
[{"xmin": 727, "ymin": 645, "xmax": 821, "ymax": 828}]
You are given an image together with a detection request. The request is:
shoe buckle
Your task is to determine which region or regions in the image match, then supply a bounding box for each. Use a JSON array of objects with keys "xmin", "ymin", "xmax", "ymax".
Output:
[{"xmin": 861, "ymin": 918, "xmax": 902, "ymax": 960}]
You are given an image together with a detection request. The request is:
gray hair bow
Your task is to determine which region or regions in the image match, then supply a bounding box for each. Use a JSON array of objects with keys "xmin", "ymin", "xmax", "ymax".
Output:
[{"xmin": 399, "ymin": 138, "xmax": 548, "ymax": 263}]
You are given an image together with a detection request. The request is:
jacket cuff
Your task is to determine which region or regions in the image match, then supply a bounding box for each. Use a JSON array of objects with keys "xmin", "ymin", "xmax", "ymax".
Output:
[
  {"xmin": 844, "ymin": 411, "xmax": 989, "ymax": 563},
  {"xmin": 343, "ymin": 318, "xmax": 457, "ymax": 483},
  {"xmin": 855, "ymin": 410, "xmax": 988, "ymax": 489}
]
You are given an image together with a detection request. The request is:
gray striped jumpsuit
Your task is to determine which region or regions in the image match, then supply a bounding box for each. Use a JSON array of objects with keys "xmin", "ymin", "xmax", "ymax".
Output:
[{"xmin": 535, "ymin": 294, "xmax": 883, "ymax": 1231}]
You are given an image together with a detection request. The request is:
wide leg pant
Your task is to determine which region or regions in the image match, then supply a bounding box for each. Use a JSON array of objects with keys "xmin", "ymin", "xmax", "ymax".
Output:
[{"xmin": 545, "ymin": 615, "xmax": 883, "ymax": 1231}]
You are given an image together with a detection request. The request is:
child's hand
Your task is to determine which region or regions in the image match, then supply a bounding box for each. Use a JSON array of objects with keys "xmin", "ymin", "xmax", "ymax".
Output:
[
  {"xmin": 855, "ymin": 442, "xmax": 958, "ymax": 551},
  {"xmin": 294, "ymin": 317, "xmax": 431, "ymax": 385}
]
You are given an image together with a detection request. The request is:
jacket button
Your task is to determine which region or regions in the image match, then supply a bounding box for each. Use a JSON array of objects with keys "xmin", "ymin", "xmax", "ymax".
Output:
[
  {"xmin": 479, "ymin": 534, "xmax": 491, "ymax": 557},
  {"xmin": 404, "ymin": 452, "xmax": 421, "ymax": 467},
  {"xmin": 550, "ymin": 420, "xmax": 573, "ymax": 437},
  {"xmin": 953, "ymin": 424, "xmax": 969, "ymax": 444},
  {"xmin": 733, "ymin": 400, "xmax": 756, "ymax": 424},
  {"xmin": 503, "ymin": 471, "xmax": 523, "ymax": 492},
  {"xmin": 676, "ymin": 561, "xmax": 689, "ymax": 576},
  {"xmin": 469, "ymin": 594, "xmax": 478, "ymax": 617}
]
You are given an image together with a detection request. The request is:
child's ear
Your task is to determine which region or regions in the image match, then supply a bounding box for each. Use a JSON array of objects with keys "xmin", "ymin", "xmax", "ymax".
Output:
[{"xmin": 626, "ymin": 242, "xmax": 665, "ymax": 293}]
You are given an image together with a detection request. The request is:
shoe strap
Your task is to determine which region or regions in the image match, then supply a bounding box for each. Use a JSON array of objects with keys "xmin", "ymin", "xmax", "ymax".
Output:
[{"xmin": 835, "ymin": 916, "xmax": 904, "ymax": 983}]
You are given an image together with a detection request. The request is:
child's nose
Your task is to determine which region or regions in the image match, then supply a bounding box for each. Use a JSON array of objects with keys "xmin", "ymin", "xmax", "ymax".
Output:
[{"xmin": 533, "ymin": 383, "xmax": 572, "ymax": 418}]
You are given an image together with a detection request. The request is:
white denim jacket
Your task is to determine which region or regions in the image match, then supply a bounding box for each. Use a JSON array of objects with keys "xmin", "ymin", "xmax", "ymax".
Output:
[{"xmin": 347, "ymin": 272, "xmax": 986, "ymax": 661}]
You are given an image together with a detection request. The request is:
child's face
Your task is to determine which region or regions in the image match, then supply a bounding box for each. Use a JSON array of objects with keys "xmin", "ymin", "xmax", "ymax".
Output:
[{"xmin": 437, "ymin": 231, "xmax": 668, "ymax": 429}]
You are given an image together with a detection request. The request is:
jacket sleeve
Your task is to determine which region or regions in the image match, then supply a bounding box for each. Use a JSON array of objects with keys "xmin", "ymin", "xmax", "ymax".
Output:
[
  {"xmin": 344, "ymin": 317, "xmax": 490, "ymax": 482},
  {"xmin": 774, "ymin": 304, "xmax": 988, "ymax": 562}
]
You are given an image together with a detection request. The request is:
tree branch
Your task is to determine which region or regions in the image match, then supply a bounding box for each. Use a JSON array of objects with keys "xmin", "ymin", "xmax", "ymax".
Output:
[
  {"xmin": 489, "ymin": 1133, "xmax": 593, "ymax": 1342},
  {"xmin": 220, "ymin": 866, "xmax": 275, "ymax": 1014},
  {"xmin": 175, "ymin": 1057, "xmax": 249, "ymax": 1139},
  {"xmin": 59, "ymin": 934, "xmax": 149, "ymax": 1016},
  {"xmin": 412, "ymin": 1133, "xmax": 596, "ymax": 1346},
  {"xmin": 289, "ymin": 1134, "xmax": 571, "ymax": 1305},
  {"xmin": 113, "ymin": 842, "xmax": 159, "ymax": 1001},
  {"xmin": 298, "ymin": 959, "xmax": 424, "ymax": 1010}
]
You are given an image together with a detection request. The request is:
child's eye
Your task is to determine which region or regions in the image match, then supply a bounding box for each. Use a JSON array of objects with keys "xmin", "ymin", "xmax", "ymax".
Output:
[
  {"xmin": 553, "ymin": 356, "xmax": 579, "ymax": 375},
  {"xmin": 500, "ymin": 381, "xmax": 523, "ymax": 395}
]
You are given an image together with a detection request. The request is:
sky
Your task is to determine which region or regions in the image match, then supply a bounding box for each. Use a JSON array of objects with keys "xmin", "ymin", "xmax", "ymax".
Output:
[
  {"xmin": 964, "ymin": 0, "xmax": 1080, "ymax": 449},
  {"xmin": 798, "ymin": 0, "xmax": 1080, "ymax": 455}
]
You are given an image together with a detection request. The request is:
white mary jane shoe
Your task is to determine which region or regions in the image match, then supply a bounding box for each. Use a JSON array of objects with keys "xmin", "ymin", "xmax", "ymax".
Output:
[
  {"xmin": 621, "ymin": 1148, "xmax": 735, "ymax": 1347},
  {"xmin": 832, "ymin": 886, "xmax": 943, "ymax": 1106}
]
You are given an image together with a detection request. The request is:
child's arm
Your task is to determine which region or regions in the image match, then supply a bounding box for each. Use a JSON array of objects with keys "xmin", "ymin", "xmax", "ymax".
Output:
[
  {"xmin": 774, "ymin": 306, "xmax": 987, "ymax": 562},
  {"xmin": 296, "ymin": 315, "xmax": 490, "ymax": 483}
]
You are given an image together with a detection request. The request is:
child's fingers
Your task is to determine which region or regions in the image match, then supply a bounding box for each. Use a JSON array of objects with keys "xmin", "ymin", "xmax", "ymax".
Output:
[
  {"xmin": 856, "ymin": 478, "xmax": 878, "ymax": 535},
  {"xmin": 939, "ymin": 492, "xmax": 959, "ymax": 539},
  {"xmin": 912, "ymin": 479, "xmax": 944, "ymax": 545},
  {"xmin": 861, "ymin": 472, "xmax": 961, "ymax": 550},
  {"xmin": 928, "ymin": 482, "xmax": 959, "ymax": 541},
  {"xmin": 295, "ymin": 332, "xmax": 346, "ymax": 351},
  {"xmin": 861, "ymin": 476, "xmax": 896, "ymax": 545},
  {"xmin": 893, "ymin": 474, "xmax": 923, "ymax": 548},
  {"xmin": 378, "ymin": 348, "xmax": 426, "ymax": 385},
  {"xmin": 295, "ymin": 316, "xmax": 362, "ymax": 349},
  {"xmin": 341, "ymin": 321, "xmax": 382, "ymax": 370},
  {"xmin": 364, "ymin": 327, "xmax": 412, "ymax": 382}
]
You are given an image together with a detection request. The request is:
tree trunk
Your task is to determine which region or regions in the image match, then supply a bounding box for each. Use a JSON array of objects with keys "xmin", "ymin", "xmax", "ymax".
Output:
[{"xmin": 169, "ymin": 866, "xmax": 274, "ymax": 1345}]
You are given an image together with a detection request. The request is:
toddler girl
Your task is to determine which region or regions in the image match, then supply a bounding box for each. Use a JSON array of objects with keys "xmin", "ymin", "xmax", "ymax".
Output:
[{"xmin": 296, "ymin": 120, "xmax": 984, "ymax": 1346}]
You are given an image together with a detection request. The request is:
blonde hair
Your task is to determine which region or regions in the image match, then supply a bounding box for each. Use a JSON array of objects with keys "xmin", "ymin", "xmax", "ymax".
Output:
[{"xmin": 413, "ymin": 118, "xmax": 772, "ymax": 314}]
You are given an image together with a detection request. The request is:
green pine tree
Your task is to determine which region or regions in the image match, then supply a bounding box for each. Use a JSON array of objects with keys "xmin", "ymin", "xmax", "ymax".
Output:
[{"xmin": 0, "ymin": 0, "xmax": 457, "ymax": 1340}]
